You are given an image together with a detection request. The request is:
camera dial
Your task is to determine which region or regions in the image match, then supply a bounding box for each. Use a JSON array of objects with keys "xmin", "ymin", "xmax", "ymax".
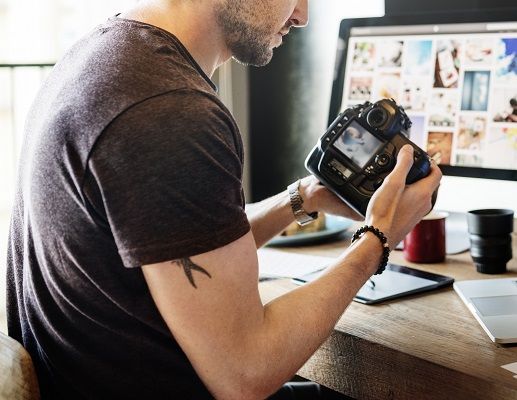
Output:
[{"xmin": 375, "ymin": 153, "xmax": 392, "ymax": 169}]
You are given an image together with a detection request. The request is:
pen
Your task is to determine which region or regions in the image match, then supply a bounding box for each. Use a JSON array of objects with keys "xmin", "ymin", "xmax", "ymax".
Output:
[{"xmin": 366, "ymin": 278, "xmax": 376, "ymax": 290}]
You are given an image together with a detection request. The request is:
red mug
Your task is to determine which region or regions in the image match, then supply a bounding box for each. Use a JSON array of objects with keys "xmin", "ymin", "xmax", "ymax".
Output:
[{"xmin": 403, "ymin": 211, "xmax": 448, "ymax": 263}]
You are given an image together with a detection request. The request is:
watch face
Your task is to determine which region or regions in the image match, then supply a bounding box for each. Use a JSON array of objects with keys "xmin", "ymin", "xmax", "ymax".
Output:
[{"xmin": 294, "ymin": 209, "xmax": 318, "ymax": 225}]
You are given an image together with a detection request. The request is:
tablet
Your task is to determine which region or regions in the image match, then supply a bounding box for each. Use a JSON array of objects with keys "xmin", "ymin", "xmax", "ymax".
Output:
[{"xmin": 292, "ymin": 263, "xmax": 454, "ymax": 304}]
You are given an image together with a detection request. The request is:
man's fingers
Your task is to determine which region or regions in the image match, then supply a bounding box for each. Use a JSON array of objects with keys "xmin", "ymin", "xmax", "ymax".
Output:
[
  {"xmin": 378, "ymin": 144, "xmax": 414, "ymax": 196},
  {"xmin": 427, "ymin": 161, "xmax": 443, "ymax": 187},
  {"xmin": 391, "ymin": 145, "xmax": 415, "ymax": 180}
]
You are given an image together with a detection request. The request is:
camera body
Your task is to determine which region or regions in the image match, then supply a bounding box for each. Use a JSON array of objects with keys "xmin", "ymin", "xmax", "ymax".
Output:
[{"xmin": 305, "ymin": 98, "xmax": 432, "ymax": 217}]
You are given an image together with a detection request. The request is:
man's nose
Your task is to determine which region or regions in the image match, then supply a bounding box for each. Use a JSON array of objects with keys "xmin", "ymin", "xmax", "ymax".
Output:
[{"xmin": 290, "ymin": 0, "xmax": 309, "ymax": 27}]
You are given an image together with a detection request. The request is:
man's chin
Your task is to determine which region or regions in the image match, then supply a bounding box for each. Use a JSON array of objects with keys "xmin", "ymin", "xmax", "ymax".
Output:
[{"xmin": 232, "ymin": 51, "xmax": 274, "ymax": 67}]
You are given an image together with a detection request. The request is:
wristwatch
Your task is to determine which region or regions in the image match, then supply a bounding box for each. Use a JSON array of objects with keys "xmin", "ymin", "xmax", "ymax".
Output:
[{"xmin": 287, "ymin": 180, "xmax": 319, "ymax": 226}]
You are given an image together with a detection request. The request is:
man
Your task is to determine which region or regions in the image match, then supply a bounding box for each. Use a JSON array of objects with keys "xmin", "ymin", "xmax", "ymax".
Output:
[{"xmin": 7, "ymin": 0, "xmax": 442, "ymax": 398}]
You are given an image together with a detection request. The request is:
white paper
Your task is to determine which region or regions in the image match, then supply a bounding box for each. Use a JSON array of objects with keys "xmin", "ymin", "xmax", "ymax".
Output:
[
  {"xmin": 258, "ymin": 248, "xmax": 334, "ymax": 279},
  {"xmin": 502, "ymin": 362, "xmax": 517, "ymax": 374}
]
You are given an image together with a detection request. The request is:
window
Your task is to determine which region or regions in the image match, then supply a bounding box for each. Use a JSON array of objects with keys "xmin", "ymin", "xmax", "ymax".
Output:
[{"xmin": 0, "ymin": 0, "xmax": 137, "ymax": 333}]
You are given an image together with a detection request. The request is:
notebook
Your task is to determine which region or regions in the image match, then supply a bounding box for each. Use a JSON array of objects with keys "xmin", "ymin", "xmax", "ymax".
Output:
[{"xmin": 453, "ymin": 278, "xmax": 517, "ymax": 344}]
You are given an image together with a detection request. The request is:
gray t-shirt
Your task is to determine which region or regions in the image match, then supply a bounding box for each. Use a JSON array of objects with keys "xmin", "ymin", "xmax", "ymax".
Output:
[{"xmin": 7, "ymin": 16, "xmax": 250, "ymax": 399}]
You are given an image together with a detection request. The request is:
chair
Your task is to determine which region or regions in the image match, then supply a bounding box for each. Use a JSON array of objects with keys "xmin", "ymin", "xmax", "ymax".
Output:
[{"xmin": 0, "ymin": 331, "xmax": 40, "ymax": 399}]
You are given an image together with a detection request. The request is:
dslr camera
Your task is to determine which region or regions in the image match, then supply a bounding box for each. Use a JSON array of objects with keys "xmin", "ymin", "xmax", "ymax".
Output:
[{"xmin": 305, "ymin": 98, "xmax": 432, "ymax": 217}]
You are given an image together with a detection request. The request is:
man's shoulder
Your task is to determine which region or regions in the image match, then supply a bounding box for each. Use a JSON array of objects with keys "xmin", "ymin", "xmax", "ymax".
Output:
[{"xmin": 68, "ymin": 17, "xmax": 212, "ymax": 91}]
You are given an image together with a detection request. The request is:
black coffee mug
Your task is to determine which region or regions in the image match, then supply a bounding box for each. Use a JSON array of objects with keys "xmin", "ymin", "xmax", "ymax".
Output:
[{"xmin": 467, "ymin": 209, "xmax": 514, "ymax": 274}]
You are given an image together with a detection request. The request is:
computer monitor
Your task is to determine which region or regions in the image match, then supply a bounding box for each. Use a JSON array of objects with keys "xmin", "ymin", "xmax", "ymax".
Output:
[{"xmin": 329, "ymin": 10, "xmax": 517, "ymax": 186}]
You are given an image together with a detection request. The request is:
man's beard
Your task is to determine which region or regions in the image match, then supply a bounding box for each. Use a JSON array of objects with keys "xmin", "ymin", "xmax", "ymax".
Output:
[
  {"xmin": 215, "ymin": 4, "xmax": 277, "ymax": 67},
  {"xmin": 228, "ymin": 30, "xmax": 275, "ymax": 67}
]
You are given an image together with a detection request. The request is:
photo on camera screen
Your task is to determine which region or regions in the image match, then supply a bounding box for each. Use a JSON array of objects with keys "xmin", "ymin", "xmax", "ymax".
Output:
[{"xmin": 332, "ymin": 120, "xmax": 384, "ymax": 168}]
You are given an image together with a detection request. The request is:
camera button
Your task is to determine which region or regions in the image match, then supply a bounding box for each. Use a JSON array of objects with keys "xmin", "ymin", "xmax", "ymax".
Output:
[
  {"xmin": 375, "ymin": 153, "xmax": 391, "ymax": 168},
  {"xmin": 364, "ymin": 166, "xmax": 376, "ymax": 177}
]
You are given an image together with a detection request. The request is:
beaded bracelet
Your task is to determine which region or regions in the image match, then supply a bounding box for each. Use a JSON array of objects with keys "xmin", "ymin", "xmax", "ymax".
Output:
[{"xmin": 351, "ymin": 225, "xmax": 390, "ymax": 275}]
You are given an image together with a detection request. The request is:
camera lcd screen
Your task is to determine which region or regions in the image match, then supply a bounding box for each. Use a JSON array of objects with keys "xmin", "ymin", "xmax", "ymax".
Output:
[{"xmin": 332, "ymin": 120, "xmax": 384, "ymax": 168}]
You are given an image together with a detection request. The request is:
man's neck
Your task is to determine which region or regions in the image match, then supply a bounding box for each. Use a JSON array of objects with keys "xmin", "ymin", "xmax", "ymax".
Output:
[{"xmin": 119, "ymin": 0, "xmax": 231, "ymax": 77}]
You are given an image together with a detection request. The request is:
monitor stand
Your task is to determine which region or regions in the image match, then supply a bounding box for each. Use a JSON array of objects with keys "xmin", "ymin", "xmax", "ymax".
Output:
[
  {"xmin": 445, "ymin": 211, "xmax": 470, "ymax": 255},
  {"xmin": 394, "ymin": 210, "xmax": 470, "ymax": 255}
]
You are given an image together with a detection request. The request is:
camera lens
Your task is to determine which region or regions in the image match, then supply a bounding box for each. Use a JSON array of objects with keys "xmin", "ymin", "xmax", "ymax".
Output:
[
  {"xmin": 366, "ymin": 107, "xmax": 388, "ymax": 128},
  {"xmin": 467, "ymin": 209, "xmax": 514, "ymax": 274}
]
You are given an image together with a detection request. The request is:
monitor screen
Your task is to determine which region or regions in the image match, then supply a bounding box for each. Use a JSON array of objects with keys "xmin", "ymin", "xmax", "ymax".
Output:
[{"xmin": 330, "ymin": 10, "xmax": 517, "ymax": 181}]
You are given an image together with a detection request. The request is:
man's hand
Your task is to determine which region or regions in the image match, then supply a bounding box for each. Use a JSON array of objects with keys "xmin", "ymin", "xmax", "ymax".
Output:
[
  {"xmin": 365, "ymin": 145, "xmax": 442, "ymax": 247},
  {"xmin": 296, "ymin": 175, "xmax": 363, "ymax": 221}
]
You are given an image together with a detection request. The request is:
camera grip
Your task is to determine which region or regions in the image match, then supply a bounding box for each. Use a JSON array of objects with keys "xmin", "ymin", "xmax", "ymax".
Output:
[
  {"xmin": 405, "ymin": 150, "xmax": 431, "ymax": 184},
  {"xmin": 405, "ymin": 150, "xmax": 439, "ymax": 210}
]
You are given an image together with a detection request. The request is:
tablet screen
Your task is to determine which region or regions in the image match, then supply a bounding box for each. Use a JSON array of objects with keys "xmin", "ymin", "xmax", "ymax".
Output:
[{"xmin": 293, "ymin": 263, "xmax": 454, "ymax": 304}]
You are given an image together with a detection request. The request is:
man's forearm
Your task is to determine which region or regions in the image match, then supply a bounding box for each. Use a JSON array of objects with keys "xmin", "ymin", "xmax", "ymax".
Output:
[
  {"xmin": 245, "ymin": 190, "xmax": 294, "ymax": 248},
  {"xmin": 211, "ymin": 233, "xmax": 381, "ymax": 399}
]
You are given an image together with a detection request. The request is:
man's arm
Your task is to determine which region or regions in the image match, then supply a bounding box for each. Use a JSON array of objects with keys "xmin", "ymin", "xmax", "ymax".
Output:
[
  {"xmin": 245, "ymin": 175, "xmax": 363, "ymax": 248},
  {"xmin": 142, "ymin": 231, "xmax": 383, "ymax": 399},
  {"xmin": 142, "ymin": 145, "xmax": 442, "ymax": 399}
]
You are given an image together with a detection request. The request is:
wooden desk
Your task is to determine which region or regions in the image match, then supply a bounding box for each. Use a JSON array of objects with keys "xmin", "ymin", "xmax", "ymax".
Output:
[{"xmin": 259, "ymin": 223, "xmax": 517, "ymax": 400}]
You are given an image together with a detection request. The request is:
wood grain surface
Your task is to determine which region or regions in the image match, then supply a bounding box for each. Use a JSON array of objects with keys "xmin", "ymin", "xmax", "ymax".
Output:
[{"xmin": 259, "ymin": 221, "xmax": 517, "ymax": 400}]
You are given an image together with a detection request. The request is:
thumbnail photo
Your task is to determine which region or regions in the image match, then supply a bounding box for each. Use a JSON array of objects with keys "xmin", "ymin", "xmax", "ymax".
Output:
[
  {"xmin": 401, "ymin": 77, "xmax": 428, "ymax": 111},
  {"xmin": 404, "ymin": 40, "xmax": 433, "ymax": 77},
  {"xmin": 351, "ymin": 41, "xmax": 376, "ymax": 71},
  {"xmin": 434, "ymin": 40, "xmax": 461, "ymax": 88},
  {"xmin": 455, "ymin": 153, "xmax": 483, "ymax": 167},
  {"xmin": 457, "ymin": 115, "xmax": 486, "ymax": 151},
  {"xmin": 428, "ymin": 91, "xmax": 458, "ymax": 127},
  {"xmin": 492, "ymin": 87, "xmax": 517, "ymax": 123},
  {"xmin": 465, "ymin": 38, "xmax": 494, "ymax": 66},
  {"xmin": 348, "ymin": 76, "xmax": 372, "ymax": 101},
  {"xmin": 494, "ymin": 38, "xmax": 517, "ymax": 84},
  {"xmin": 484, "ymin": 126, "xmax": 517, "ymax": 169},
  {"xmin": 426, "ymin": 131, "xmax": 453, "ymax": 165},
  {"xmin": 461, "ymin": 71, "xmax": 491, "ymax": 111},
  {"xmin": 374, "ymin": 73, "xmax": 400, "ymax": 102},
  {"xmin": 377, "ymin": 40, "xmax": 404, "ymax": 68}
]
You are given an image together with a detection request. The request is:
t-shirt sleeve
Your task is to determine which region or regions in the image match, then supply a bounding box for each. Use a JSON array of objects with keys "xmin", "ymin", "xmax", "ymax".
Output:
[{"xmin": 84, "ymin": 89, "xmax": 251, "ymax": 268}]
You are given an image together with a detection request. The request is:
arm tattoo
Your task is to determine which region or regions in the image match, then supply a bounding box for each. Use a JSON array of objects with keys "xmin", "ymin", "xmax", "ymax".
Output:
[{"xmin": 175, "ymin": 258, "xmax": 212, "ymax": 288}]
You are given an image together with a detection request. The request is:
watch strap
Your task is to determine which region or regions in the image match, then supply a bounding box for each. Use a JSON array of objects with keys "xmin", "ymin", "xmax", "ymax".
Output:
[{"xmin": 287, "ymin": 180, "xmax": 319, "ymax": 226}]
